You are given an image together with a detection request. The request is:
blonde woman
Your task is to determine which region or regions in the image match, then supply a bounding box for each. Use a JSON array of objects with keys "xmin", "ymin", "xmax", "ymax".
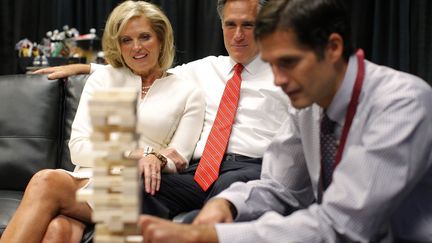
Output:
[{"xmin": 1, "ymin": 1, "xmax": 204, "ymax": 243}]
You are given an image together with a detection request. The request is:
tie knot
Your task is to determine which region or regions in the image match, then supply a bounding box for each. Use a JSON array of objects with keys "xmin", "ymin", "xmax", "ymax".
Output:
[
  {"xmin": 321, "ymin": 113, "xmax": 336, "ymax": 135},
  {"xmin": 234, "ymin": 63, "xmax": 244, "ymax": 74}
]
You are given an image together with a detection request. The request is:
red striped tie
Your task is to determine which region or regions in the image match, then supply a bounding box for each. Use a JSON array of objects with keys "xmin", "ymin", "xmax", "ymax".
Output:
[{"xmin": 194, "ymin": 63, "xmax": 244, "ymax": 191}]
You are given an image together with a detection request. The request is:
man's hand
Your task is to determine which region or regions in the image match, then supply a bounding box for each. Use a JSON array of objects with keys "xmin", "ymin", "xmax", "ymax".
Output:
[
  {"xmin": 193, "ymin": 198, "xmax": 235, "ymax": 225},
  {"xmin": 159, "ymin": 147, "xmax": 187, "ymax": 172},
  {"xmin": 139, "ymin": 215, "xmax": 218, "ymax": 243},
  {"xmin": 32, "ymin": 64, "xmax": 91, "ymax": 79}
]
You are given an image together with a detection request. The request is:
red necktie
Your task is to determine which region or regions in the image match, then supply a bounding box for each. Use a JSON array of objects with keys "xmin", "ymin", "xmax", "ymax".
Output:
[{"xmin": 194, "ymin": 63, "xmax": 244, "ymax": 191}]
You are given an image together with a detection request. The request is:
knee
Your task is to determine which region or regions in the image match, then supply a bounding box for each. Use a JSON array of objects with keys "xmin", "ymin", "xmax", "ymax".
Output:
[
  {"xmin": 42, "ymin": 216, "xmax": 73, "ymax": 243},
  {"xmin": 30, "ymin": 169, "xmax": 60, "ymax": 185},
  {"xmin": 211, "ymin": 173, "xmax": 243, "ymax": 191},
  {"xmin": 209, "ymin": 171, "xmax": 259, "ymax": 197},
  {"xmin": 209, "ymin": 180, "xmax": 231, "ymax": 196},
  {"xmin": 27, "ymin": 169, "xmax": 66, "ymax": 197}
]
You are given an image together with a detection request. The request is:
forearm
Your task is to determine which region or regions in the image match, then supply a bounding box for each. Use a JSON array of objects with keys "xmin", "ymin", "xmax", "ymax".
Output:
[
  {"xmin": 215, "ymin": 179, "xmax": 302, "ymax": 222},
  {"xmin": 215, "ymin": 154, "xmax": 313, "ymax": 222},
  {"xmin": 215, "ymin": 206, "xmax": 340, "ymax": 243},
  {"xmin": 166, "ymin": 87, "xmax": 205, "ymax": 164}
]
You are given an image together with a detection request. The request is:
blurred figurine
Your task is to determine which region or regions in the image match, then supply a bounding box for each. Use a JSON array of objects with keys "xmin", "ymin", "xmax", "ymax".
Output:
[
  {"xmin": 15, "ymin": 38, "xmax": 33, "ymax": 57},
  {"xmin": 31, "ymin": 42, "xmax": 41, "ymax": 57},
  {"xmin": 96, "ymin": 51, "xmax": 106, "ymax": 64}
]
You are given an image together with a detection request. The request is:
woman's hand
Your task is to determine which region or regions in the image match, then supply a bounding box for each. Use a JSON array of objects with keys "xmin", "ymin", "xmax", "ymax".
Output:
[
  {"xmin": 159, "ymin": 147, "xmax": 187, "ymax": 172},
  {"xmin": 138, "ymin": 154, "xmax": 163, "ymax": 195},
  {"xmin": 32, "ymin": 64, "xmax": 91, "ymax": 79}
]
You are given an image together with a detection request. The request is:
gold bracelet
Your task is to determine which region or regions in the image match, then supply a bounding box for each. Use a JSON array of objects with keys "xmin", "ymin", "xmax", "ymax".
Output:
[
  {"xmin": 146, "ymin": 152, "xmax": 167, "ymax": 169},
  {"xmin": 143, "ymin": 146, "xmax": 167, "ymax": 169}
]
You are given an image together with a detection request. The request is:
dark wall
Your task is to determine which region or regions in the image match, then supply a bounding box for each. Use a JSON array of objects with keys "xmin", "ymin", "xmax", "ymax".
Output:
[
  {"xmin": 0, "ymin": 0, "xmax": 430, "ymax": 85},
  {"xmin": 350, "ymin": 0, "xmax": 432, "ymax": 85}
]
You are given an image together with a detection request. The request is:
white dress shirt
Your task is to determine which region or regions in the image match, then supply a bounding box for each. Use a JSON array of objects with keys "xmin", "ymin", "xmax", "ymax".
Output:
[
  {"xmin": 215, "ymin": 55, "xmax": 432, "ymax": 242},
  {"xmin": 170, "ymin": 55, "xmax": 291, "ymax": 159},
  {"xmin": 70, "ymin": 65, "xmax": 205, "ymax": 171},
  {"xmin": 91, "ymin": 56, "xmax": 290, "ymax": 160}
]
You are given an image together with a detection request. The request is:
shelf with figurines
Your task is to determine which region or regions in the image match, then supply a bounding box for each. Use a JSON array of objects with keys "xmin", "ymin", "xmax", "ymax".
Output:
[{"xmin": 16, "ymin": 25, "xmax": 106, "ymax": 74}]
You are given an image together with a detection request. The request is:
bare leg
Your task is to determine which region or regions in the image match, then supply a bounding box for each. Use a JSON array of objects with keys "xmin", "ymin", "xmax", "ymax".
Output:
[
  {"xmin": 0, "ymin": 169, "xmax": 92, "ymax": 243},
  {"xmin": 41, "ymin": 215, "xmax": 86, "ymax": 243}
]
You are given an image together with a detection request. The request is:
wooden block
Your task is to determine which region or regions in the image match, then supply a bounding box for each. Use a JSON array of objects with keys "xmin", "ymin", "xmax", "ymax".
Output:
[
  {"xmin": 94, "ymin": 227, "xmax": 125, "ymax": 243},
  {"xmin": 122, "ymin": 167, "xmax": 139, "ymax": 177},
  {"xmin": 92, "ymin": 176, "xmax": 138, "ymax": 190},
  {"xmin": 94, "ymin": 157, "xmax": 136, "ymax": 167},
  {"xmin": 93, "ymin": 175, "xmax": 123, "ymax": 188},
  {"xmin": 94, "ymin": 235, "xmax": 124, "ymax": 243},
  {"xmin": 106, "ymin": 115, "xmax": 136, "ymax": 127},
  {"xmin": 92, "ymin": 141, "xmax": 136, "ymax": 152},
  {"xmin": 121, "ymin": 207, "xmax": 139, "ymax": 222},
  {"xmin": 108, "ymin": 132, "xmax": 135, "ymax": 142},
  {"xmin": 126, "ymin": 236, "xmax": 143, "ymax": 243},
  {"xmin": 93, "ymin": 206, "xmax": 138, "ymax": 223},
  {"xmin": 106, "ymin": 215, "xmax": 125, "ymax": 232},
  {"xmin": 90, "ymin": 116, "xmax": 107, "ymax": 127},
  {"xmin": 120, "ymin": 183, "xmax": 139, "ymax": 195},
  {"xmin": 93, "ymin": 167, "xmax": 109, "ymax": 176},
  {"xmin": 92, "ymin": 193, "xmax": 138, "ymax": 206},
  {"xmin": 93, "ymin": 125, "xmax": 136, "ymax": 134},
  {"xmin": 123, "ymin": 223, "xmax": 140, "ymax": 235}
]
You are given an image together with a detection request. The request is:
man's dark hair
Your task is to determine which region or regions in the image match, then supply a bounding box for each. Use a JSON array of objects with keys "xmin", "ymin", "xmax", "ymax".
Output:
[{"xmin": 255, "ymin": 0, "xmax": 355, "ymax": 61}]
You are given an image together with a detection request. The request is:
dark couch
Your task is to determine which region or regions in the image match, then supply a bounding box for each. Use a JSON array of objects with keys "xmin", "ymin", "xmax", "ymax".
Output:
[{"xmin": 0, "ymin": 74, "xmax": 92, "ymax": 242}]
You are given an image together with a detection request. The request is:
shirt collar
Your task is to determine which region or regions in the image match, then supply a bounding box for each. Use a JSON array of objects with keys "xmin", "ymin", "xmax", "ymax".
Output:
[
  {"xmin": 326, "ymin": 54, "xmax": 358, "ymax": 126},
  {"xmin": 227, "ymin": 54, "xmax": 263, "ymax": 76}
]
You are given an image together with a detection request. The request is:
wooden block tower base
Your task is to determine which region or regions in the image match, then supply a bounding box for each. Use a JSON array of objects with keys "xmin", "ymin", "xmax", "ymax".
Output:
[{"xmin": 76, "ymin": 88, "xmax": 142, "ymax": 243}]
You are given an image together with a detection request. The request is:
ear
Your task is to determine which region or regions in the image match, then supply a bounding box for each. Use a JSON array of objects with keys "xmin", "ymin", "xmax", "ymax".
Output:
[{"xmin": 326, "ymin": 33, "xmax": 344, "ymax": 63}]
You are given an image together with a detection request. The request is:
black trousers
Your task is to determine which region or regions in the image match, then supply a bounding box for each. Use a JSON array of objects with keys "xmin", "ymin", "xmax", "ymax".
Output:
[{"xmin": 140, "ymin": 154, "xmax": 262, "ymax": 219}]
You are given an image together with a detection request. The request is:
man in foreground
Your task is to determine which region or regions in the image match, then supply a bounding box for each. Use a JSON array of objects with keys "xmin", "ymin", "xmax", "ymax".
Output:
[{"xmin": 139, "ymin": 0, "xmax": 432, "ymax": 242}]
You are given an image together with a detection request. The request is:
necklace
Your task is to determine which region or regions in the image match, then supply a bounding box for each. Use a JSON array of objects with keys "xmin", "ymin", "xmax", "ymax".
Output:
[
  {"xmin": 141, "ymin": 85, "xmax": 151, "ymax": 95},
  {"xmin": 141, "ymin": 71, "xmax": 167, "ymax": 98}
]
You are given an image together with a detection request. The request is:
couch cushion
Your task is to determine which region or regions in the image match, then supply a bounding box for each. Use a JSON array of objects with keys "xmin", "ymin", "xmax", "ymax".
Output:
[
  {"xmin": 0, "ymin": 74, "xmax": 62, "ymax": 190},
  {"xmin": 0, "ymin": 190, "xmax": 23, "ymax": 235}
]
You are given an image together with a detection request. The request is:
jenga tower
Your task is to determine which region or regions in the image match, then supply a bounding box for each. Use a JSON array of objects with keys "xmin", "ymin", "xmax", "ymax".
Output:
[{"xmin": 76, "ymin": 88, "xmax": 142, "ymax": 243}]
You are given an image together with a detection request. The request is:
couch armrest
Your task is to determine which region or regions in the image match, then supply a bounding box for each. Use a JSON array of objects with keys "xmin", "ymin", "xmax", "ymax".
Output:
[{"xmin": 59, "ymin": 74, "xmax": 89, "ymax": 170}]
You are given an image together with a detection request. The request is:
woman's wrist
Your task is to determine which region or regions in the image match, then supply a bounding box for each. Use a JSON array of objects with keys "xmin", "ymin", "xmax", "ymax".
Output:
[{"xmin": 145, "ymin": 153, "xmax": 167, "ymax": 169}]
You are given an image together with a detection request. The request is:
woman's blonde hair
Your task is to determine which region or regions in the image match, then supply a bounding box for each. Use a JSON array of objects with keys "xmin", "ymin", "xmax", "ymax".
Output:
[{"xmin": 102, "ymin": 0, "xmax": 175, "ymax": 71}]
